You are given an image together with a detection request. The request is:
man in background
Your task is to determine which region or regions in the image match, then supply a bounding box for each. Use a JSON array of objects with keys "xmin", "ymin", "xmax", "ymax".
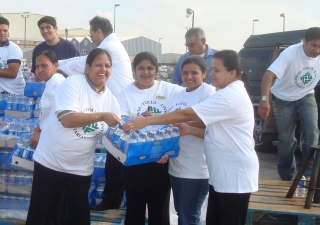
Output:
[
  {"xmin": 29, "ymin": 16, "xmax": 80, "ymax": 76},
  {"xmin": 172, "ymin": 28, "xmax": 217, "ymax": 86},
  {"xmin": 0, "ymin": 16, "xmax": 25, "ymax": 94}
]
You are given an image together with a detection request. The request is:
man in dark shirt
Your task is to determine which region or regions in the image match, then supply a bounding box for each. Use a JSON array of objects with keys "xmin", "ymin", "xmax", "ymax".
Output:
[{"xmin": 29, "ymin": 16, "xmax": 80, "ymax": 75}]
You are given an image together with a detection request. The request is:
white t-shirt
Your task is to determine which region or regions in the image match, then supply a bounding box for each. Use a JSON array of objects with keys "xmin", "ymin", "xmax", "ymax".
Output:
[
  {"xmin": 0, "ymin": 41, "xmax": 25, "ymax": 94},
  {"xmin": 168, "ymin": 83, "xmax": 215, "ymax": 179},
  {"xmin": 270, "ymin": 42, "xmax": 320, "ymax": 101},
  {"xmin": 58, "ymin": 33, "xmax": 134, "ymax": 97},
  {"xmin": 118, "ymin": 80, "xmax": 183, "ymax": 117},
  {"xmin": 33, "ymin": 74, "xmax": 121, "ymax": 176},
  {"xmin": 39, "ymin": 73, "xmax": 65, "ymax": 129},
  {"xmin": 192, "ymin": 80, "xmax": 259, "ymax": 193}
]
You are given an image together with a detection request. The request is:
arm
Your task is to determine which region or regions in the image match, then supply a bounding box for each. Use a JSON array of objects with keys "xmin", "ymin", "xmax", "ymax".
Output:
[
  {"xmin": 175, "ymin": 123, "xmax": 205, "ymax": 139},
  {"xmin": 0, "ymin": 62, "xmax": 20, "ymax": 78},
  {"xmin": 258, "ymin": 70, "xmax": 276, "ymax": 119},
  {"xmin": 58, "ymin": 55, "xmax": 87, "ymax": 74},
  {"xmin": 60, "ymin": 112, "xmax": 121, "ymax": 128},
  {"xmin": 122, "ymin": 107, "xmax": 200, "ymax": 132},
  {"xmin": 185, "ymin": 120, "xmax": 206, "ymax": 128}
]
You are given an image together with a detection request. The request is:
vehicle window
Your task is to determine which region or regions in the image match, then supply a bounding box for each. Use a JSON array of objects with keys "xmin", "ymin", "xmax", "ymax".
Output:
[{"xmin": 239, "ymin": 47, "xmax": 273, "ymax": 81}]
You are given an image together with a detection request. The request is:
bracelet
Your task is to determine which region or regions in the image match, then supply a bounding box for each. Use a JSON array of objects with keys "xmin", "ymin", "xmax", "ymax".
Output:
[{"xmin": 95, "ymin": 113, "xmax": 101, "ymax": 121}]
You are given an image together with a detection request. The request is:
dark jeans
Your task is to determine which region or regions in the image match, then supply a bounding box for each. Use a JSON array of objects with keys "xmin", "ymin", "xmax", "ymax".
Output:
[
  {"xmin": 26, "ymin": 162, "xmax": 92, "ymax": 225},
  {"xmin": 206, "ymin": 185, "xmax": 251, "ymax": 225},
  {"xmin": 124, "ymin": 162, "xmax": 171, "ymax": 225},
  {"xmin": 103, "ymin": 152, "xmax": 125, "ymax": 208}
]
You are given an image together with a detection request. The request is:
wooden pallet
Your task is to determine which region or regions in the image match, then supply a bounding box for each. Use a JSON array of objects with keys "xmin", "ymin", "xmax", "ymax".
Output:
[{"xmin": 246, "ymin": 180, "xmax": 320, "ymax": 225}]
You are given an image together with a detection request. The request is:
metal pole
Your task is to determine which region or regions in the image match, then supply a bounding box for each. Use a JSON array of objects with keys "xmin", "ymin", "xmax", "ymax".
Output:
[
  {"xmin": 114, "ymin": 4, "xmax": 120, "ymax": 33},
  {"xmin": 283, "ymin": 17, "xmax": 285, "ymax": 32},
  {"xmin": 192, "ymin": 12, "xmax": 194, "ymax": 28},
  {"xmin": 252, "ymin": 20, "xmax": 254, "ymax": 34},
  {"xmin": 21, "ymin": 15, "xmax": 29, "ymax": 48}
]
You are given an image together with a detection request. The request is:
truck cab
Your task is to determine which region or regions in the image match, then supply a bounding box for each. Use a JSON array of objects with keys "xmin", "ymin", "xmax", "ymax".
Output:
[{"xmin": 238, "ymin": 29, "xmax": 320, "ymax": 151}]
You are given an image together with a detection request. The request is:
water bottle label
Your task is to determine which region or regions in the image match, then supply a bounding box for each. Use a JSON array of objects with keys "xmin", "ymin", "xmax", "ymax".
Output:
[
  {"xmin": 22, "ymin": 149, "xmax": 33, "ymax": 161},
  {"xmin": 111, "ymin": 133, "xmax": 121, "ymax": 145},
  {"xmin": 14, "ymin": 147, "xmax": 24, "ymax": 157},
  {"xmin": 118, "ymin": 138, "xmax": 126, "ymax": 151},
  {"xmin": 106, "ymin": 128, "xmax": 114, "ymax": 140}
]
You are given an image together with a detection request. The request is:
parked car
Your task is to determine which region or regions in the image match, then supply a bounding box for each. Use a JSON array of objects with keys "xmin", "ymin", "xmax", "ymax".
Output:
[{"xmin": 239, "ymin": 29, "xmax": 320, "ymax": 151}]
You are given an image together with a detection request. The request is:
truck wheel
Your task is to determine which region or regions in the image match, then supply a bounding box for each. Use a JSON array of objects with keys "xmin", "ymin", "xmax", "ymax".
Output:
[{"xmin": 254, "ymin": 118, "xmax": 275, "ymax": 152}]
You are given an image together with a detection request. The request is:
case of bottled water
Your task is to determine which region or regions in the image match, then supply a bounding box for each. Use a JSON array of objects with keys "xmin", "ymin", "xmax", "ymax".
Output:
[
  {"xmin": 24, "ymin": 76, "xmax": 45, "ymax": 97},
  {"xmin": 102, "ymin": 118, "xmax": 180, "ymax": 166}
]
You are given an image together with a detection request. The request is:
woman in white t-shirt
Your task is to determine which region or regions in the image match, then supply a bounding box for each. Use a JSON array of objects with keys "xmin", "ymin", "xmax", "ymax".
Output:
[
  {"xmin": 29, "ymin": 50, "xmax": 65, "ymax": 146},
  {"xmin": 169, "ymin": 55, "xmax": 215, "ymax": 225},
  {"xmin": 26, "ymin": 48, "xmax": 122, "ymax": 225},
  {"xmin": 117, "ymin": 52, "xmax": 183, "ymax": 225},
  {"xmin": 122, "ymin": 50, "xmax": 259, "ymax": 225}
]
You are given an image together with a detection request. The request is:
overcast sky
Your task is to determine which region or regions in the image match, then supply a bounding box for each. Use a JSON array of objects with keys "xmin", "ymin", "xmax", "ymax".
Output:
[{"xmin": 2, "ymin": 0, "xmax": 320, "ymax": 54}]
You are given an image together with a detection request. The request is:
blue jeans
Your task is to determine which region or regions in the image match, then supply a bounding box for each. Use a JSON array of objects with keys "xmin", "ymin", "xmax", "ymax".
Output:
[
  {"xmin": 273, "ymin": 94, "xmax": 319, "ymax": 181},
  {"xmin": 170, "ymin": 175, "xmax": 209, "ymax": 225}
]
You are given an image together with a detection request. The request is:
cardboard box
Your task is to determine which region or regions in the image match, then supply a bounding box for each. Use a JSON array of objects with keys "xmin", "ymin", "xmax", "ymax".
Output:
[
  {"xmin": 11, "ymin": 155, "xmax": 34, "ymax": 171},
  {"xmin": 0, "ymin": 136, "xmax": 18, "ymax": 148},
  {"xmin": 33, "ymin": 109, "xmax": 40, "ymax": 118},
  {"xmin": 4, "ymin": 110, "xmax": 33, "ymax": 119},
  {"xmin": 8, "ymin": 184, "xmax": 32, "ymax": 195},
  {"xmin": 102, "ymin": 135, "xmax": 180, "ymax": 166}
]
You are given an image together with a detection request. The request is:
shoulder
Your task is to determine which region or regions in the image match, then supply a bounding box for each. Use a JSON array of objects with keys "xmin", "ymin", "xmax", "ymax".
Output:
[
  {"xmin": 207, "ymin": 45, "xmax": 218, "ymax": 55},
  {"xmin": 51, "ymin": 73, "xmax": 66, "ymax": 83},
  {"xmin": 8, "ymin": 41, "xmax": 22, "ymax": 52}
]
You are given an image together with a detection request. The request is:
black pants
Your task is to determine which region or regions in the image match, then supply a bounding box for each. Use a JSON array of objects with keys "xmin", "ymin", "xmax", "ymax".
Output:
[
  {"xmin": 206, "ymin": 185, "xmax": 251, "ymax": 225},
  {"xmin": 124, "ymin": 162, "xmax": 171, "ymax": 225},
  {"xmin": 103, "ymin": 152, "xmax": 125, "ymax": 208},
  {"xmin": 26, "ymin": 162, "xmax": 92, "ymax": 225}
]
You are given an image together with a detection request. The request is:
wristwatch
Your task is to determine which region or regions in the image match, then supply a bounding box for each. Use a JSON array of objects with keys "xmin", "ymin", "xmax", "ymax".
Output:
[{"xmin": 261, "ymin": 96, "xmax": 268, "ymax": 101}]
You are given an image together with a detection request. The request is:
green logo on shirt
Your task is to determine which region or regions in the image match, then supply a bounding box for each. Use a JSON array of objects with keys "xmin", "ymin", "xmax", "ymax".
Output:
[
  {"xmin": 83, "ymin": 123, "xmax": 99, "ymax": 133},
  {"xmin": 149, "ymin": 106, "xmax": 162, "ymax": 114},
  {"xmin": 300, "ymin": 72, "xmax": 313, "ymax": 85}
]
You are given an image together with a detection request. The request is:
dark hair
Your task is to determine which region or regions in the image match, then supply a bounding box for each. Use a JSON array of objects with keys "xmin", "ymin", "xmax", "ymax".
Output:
[
  {"xmin": 86, "ymin": 48, "xmax": 112, "ymax": 66},
  {"xmin": 185, "ymin": 28, "xmax": 205, "ymax": 40},
  {"xmin": 37, "ymin": 16, "xmax": 57, "ymax": 28},
  {"xmin": 182, "ymin": 55, "xmax": 207, "ymax": 74},
  {"xmin": 213, "ymin": 50, "xmax": 249, "ymax": 87},
  {"xmin": 37, "ymin": 50, "xmax": 58, "ymax": 64},
  {"xmin": 57, "ymin": 69, "xmax": 69, "ymax": 78},
  {"xmin": 133, "ymin": 52, "xmax": 158, "ymax": 73},
  {"xmin": 304, "ymin": 27, "xmax": 320, "ymax": 42},
  {"xmin": 89, "ymin": 16, "xmax": 113, "ymax": 34},
  {"xmin": 0, "ymin": 17, "xmax": 9, "ymax": 26}
]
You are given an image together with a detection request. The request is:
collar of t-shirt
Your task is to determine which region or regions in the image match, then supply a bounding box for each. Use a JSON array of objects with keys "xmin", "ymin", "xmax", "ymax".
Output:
[
  {"xmin": 85, "ymin": 74, "xmax": 106, "ymax": 94},
  {"xmin": 0, "ymin": 39, "xmax": 9, "ymax": 47}
]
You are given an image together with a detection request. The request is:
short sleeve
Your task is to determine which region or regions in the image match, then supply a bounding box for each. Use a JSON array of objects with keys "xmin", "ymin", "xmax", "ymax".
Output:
[
  {"xmin": 117, "ymin": 90, "xmax": 130, "ymax": 117},
  {"xmin": 268, "ymin": 46, "xmax": 295, "ymax": 79}
]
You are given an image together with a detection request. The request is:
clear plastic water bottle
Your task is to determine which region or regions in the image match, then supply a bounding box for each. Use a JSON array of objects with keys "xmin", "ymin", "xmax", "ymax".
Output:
[
  {"xmin": 26, "ymin": 76, "xmax": 35, "ymax": 83},
  {"xmin": 0, "ymin": 123, "xmax": 9, "ymax": 135},
  {"xmin": 137, "ymin": 132, "xmax": 147, "ymax": 142},
  {"xmin": 112, "ymin": 124, "xmax": 123, "ymax": 146},
  {"xmin": 125, "ymin": 132, "xmax": 138, "ymax": 152},
  {"xmin": 6, "ymin": 95, "xmax": 12, "ymax": 110},
  {"xmin": 154, "ymin": 130, "xmax": 164, "ymax": 140},
  {"xmin": 25, "ymin": 97, "xmax": 35, "ymax": 112},
  {"xmin": 18, "ymin": 96, "xmax": 27, "ymax": 112},
  {"xmin": 11, "ymin": 95, "xmax": 19, "ymax": 111},
  {"xmin": 35, "ymin": 97, "xmax": 41, "ymax": 111},
  {"xmin": 296, "ymin": 176, "xmax": 306, "ymax": 197},
  {"xmin": 8, "ymin": 123, "xmax": 16, "ymax": 136},
  {"xmin": 15, "ymin": 171, "xmax": 24, "ymax": 186},
  {"xmin": 171, "ymin": 127, "xmax": 179, "ymax": 137},
  {"xmin": 117, "ymin": 130, "xmax": 130, "ymax": 151},
  {"xmin": 94, "ymin": 155, "xmax": 103, "ymax": 168},
  {"xmin": 106, "ymin": 126, "xmax": 116, "ymax": 140},
  {"xmin": 163, "ymin": 128, "xmax": 172, "ymax": 139},
  {"xmin": 146, "ymin": 131, "xmax": 155, "ymax": 142}
]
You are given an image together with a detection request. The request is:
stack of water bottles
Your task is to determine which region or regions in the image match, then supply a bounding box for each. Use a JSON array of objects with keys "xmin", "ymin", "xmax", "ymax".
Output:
[
  {"xmin": 103, "ymin": 118, "xmax": 180, "ymax": 166},
  {"xmin": 92, "ymin": 153, "xmax": 106, "ymax": 182},
  {"xmin": 0, "ymin": 117, "xmax": 38, "ymax": 149},
  {"xmin": 11, "ymin": 133, "xmax": 37, "ymax": 163},
  {"xmin": 0, "ymin": 150, "xmax": 33, "ymax": 213},
  {"xmin": 24, "ymin": 75, "xmax": 45, "ymax": 97}
]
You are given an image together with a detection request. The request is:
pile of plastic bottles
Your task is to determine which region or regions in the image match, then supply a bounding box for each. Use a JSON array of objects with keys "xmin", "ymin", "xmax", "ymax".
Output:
[
  {"xmin": 106, "ymin": 124, "xmax": 179, "ymax": 153},
  {"xmin": 0, "ymin": 170, "xmax": 32, "ymax": 210},
  {"xmin": 94, "ymin": 154, "xmax": 106, "ymax": 169},
  {"xmin": 0, "ymin": 117, "xmax": 39, "ymax": 137},
  {"xmin": 0, "ymin": 94, "xmax": 37, "ymax": 112},
  {"xmin": 12, "ymin": 133, "xmax": 36, "ymax": 162}
]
